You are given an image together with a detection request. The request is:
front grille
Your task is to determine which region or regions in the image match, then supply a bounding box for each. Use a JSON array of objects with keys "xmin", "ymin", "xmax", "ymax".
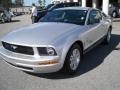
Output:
[{"xmin": 2, "ymin": 42, "xmax": 34, "ymax": 55}]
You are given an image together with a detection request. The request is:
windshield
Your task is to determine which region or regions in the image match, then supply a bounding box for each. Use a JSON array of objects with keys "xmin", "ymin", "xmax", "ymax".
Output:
[
  {"xmin": 40, "ymin": 10, "xmax": 88, "ymax": 25},
  {"xmin": 48, "ymin": 4, "xmax": 63, "ymax": 11}
]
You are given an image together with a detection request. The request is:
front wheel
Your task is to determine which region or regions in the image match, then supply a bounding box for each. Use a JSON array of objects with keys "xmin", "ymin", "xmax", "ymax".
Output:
[{"xmin": 62, "ymin": 44, "xmax": 82, "ymax": 75}]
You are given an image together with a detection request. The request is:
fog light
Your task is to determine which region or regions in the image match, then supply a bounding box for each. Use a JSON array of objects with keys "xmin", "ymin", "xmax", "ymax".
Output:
[{"xmin": 38, "ymin": 60, "xmax": 59, "ymax": 65}]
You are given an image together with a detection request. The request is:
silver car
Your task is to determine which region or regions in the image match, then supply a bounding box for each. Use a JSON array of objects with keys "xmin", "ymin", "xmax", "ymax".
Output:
[{"xmin": 0, "ymin": 7, "xmax": 112, "ymax": 74}]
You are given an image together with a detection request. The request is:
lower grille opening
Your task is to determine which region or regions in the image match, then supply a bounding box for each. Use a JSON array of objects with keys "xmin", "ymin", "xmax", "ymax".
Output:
[
  {"xmin": 2, "ymin": 42, "xmax": 34, "ymax": 55},
  {"xmin": 6, "ymin": 61, "xmax": 33, "ymax": 70}
]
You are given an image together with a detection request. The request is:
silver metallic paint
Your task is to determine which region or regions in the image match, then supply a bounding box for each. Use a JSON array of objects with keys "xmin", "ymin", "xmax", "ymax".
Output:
[{"xmin": 0, "ymin": 7, "xmax": 112, "ymax": 73}]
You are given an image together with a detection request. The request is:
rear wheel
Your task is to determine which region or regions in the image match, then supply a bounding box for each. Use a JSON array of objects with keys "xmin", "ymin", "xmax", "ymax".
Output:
[
  {"xmin": 9, "ymin": 18, "xmax": 12, "ymax": 22},
  {"xmin": 112, "ymin": 11, "xmax": 117, "ymax": 18},
  {"xmin": 62, "ymin": 44, "xmax": 82, "ymax": 75},
  {"xmin": 8, "ymin": 18, "xmax": 11, "ymax": 22},
  {"xmin": 103, "ymin": 28, "xmax": 112, "ymax": 45},
  {"xmin": 2, "ymin": 18, "xmax": 5, "ymax": 23}
]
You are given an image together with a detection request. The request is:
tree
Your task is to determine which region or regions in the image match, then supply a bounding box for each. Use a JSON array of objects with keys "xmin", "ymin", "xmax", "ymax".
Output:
[
  {"xmin": 14, "ymin": 0, "xmax": 24, "ymax": 7},
  {"xmin": 38, "ymin": 0, "xmax": 42, "ymax": 7},
  {"xmin": 0, "ymin": 0, "xmax": 12, "ymax": 9},
  {"xmin": 43, "ymin": 0, "xmax": 46, "ymax": 7},
  {"xmin": 38, "ymin": 0, "xmax": 46, "ymax": 7}
]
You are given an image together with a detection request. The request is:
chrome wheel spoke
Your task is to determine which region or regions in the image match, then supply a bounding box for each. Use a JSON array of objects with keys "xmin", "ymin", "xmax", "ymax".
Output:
[{"xmin": 70, "ymin": 49, "xmax": 80, "ymax": 70}]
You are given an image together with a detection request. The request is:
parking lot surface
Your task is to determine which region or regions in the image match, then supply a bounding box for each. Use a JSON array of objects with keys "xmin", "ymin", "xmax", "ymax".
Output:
[{"xmin": 0, "ymin": 15, "xmax": 120, "ymax": 90}]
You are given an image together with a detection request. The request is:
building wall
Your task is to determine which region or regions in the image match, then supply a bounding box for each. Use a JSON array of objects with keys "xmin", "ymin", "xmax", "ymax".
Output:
[
  {"xmin": 67, "ymin": 0, "xmax": 78, "ymax": 2},
  {"xmin": 52, "ymin": 0, "xmax": 79, "ymax": 3},
  {"xmin": 52, "ymin": 0, "xmax": 120, "ymax": 4}
]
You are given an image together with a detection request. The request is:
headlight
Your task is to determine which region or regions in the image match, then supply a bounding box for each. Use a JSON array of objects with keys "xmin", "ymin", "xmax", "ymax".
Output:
[{"xmin": 37, "ymin": 47, "xmax": 57, "ymax": 56}]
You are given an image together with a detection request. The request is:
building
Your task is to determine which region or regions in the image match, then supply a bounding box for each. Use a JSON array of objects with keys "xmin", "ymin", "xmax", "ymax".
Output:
[
  {"xmin": 52, "ymin": 0, "xmax": 79, "ymax": 3},
  {"xmin": 52, "ymin": 0, "xmax": 120, "ymax": 15},
  {"xmin": 81, "ymin": 0, "xmax": 120, "ymax": 15}
]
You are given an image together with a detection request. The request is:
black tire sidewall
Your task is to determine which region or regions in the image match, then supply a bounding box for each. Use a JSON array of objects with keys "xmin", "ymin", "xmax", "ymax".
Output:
[
  {"xmin": 63, "ymin": 44, "xmax": 82, "ymax": 74},
  {"xmin": 104, "ymin": 28, "xmax": 112, "ymax": 44},
  {"xmin": 112, "ymin": 11, "xmax": 117, "ymax": 18}
]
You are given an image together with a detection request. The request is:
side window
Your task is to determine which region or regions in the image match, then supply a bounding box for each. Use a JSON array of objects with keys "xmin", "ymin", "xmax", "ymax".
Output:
[
  {"xmin": 64, "ymin": 3, "xmax": 70, "ymax": 7},
  {"xmin": 75, "ymin": 3, "xmax": 80, "ymax": 6},
  {"xmin": 54, "ymin": 4, "xmax": 64, "ymax": 9},
  {"xmin": 64, "ymin": 3, "xmax": 75, "ymax": 7},
  {"xmin": 87, "ymin": 10, "xmax": 102, "ymax": 25},
  {"xmin": 64, "ymin": 3, "xmax": 79, "ymax": 7},
  {"xmin": 69, "ymin": 3, "xmax": 76, "ymax": 6}
]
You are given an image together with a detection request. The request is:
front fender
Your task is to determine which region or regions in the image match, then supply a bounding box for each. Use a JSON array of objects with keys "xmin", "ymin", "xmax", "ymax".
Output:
[{"xmin": 60, "ymin": 35, "xmax": 83, "ymax": 66}]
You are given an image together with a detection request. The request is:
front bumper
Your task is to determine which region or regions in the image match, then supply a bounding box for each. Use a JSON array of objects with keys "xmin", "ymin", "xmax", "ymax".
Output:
[{"xmin": 0, "ymin": 47, "xmax": 62, "ymax": 73}]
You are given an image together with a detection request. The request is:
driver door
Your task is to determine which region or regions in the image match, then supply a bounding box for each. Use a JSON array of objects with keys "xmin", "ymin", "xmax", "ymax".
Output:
[{"xmin": 84, "ymin": 10, "xmax": 104, "ymax": 49}]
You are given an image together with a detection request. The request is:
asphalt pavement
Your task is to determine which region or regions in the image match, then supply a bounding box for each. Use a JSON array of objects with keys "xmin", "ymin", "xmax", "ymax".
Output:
[{"xmin": 0, "ymin": 15, "xmax": 120, "ymax": 90}]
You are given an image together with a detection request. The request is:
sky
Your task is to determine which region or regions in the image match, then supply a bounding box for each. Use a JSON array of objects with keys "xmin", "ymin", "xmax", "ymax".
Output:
[{"xmin": 24, "ymin": 0, "xmax": 51, "ymax": 6}]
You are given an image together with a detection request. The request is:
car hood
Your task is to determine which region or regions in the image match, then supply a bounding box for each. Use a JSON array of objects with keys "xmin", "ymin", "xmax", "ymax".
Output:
[{"xmin": 1, "ymin": 22, "xmax": 81, "ymax": 47}]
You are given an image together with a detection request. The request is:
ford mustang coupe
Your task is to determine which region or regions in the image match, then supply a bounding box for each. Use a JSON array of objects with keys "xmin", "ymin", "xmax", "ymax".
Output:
[{"xmin": 0, "ymin": 7, "xmax": 112, "ymax": 74}]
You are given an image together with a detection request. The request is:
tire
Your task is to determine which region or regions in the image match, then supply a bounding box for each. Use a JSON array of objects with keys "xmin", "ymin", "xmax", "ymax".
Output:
[
  {"xmin": 9, "ymin": 18, "xmax": 12, "ymax": 22},
  {"xmin": 8, "ymin": 18, "xmax": 11, "ymax": 22},
  {"xmin": 103, "ymin": 28, "xmax": 112, "ymax": 45},
  {"xmin": 112, "ymin": 11, "xmax": 117, "ymax": 18},
  {"xmin": 62, "ymin": 44, "xmax": 82, "ymax": 75},
  {"xmin": 2, "ymin": 18, "xmax": 5, "ymax": 23}
]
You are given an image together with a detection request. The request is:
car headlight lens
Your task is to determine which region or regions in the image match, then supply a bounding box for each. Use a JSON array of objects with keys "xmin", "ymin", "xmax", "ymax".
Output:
[
  {"xmin": 37, "ymin": 47, "xmax": 57, "ymax": 56},
  {"xmin": 47, "ymin": 47, "xmax": 56, "ymax": 56}
]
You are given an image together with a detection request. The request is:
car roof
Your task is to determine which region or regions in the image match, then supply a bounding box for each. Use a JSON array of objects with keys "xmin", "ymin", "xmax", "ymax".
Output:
[
  {"xmin": 55, "ymin": 2, "xmax": 80, "ymax": 4},
  {"xmin": 55, "ymin": 7, "xmax": 94, "ymax": 11}
]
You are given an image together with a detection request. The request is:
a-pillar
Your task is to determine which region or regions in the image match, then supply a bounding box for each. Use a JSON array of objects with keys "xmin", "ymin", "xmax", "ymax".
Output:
[
  {"xmin": 82, "ymin": 0, "xmax": 86, "ymax": 7},
  {"xmin": 92, "ymin": 0, "xmax": 98, "ymax": 8},
  {"xmin": 102, "ymin": 0, "xmax": 109, "ymax": 15}
]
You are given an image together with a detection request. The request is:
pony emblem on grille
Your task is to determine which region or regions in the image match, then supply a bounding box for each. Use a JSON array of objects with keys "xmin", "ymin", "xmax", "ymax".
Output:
[{"xmin": 11, "ymin": 45, "xmax": 18, "ymax": 50}]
